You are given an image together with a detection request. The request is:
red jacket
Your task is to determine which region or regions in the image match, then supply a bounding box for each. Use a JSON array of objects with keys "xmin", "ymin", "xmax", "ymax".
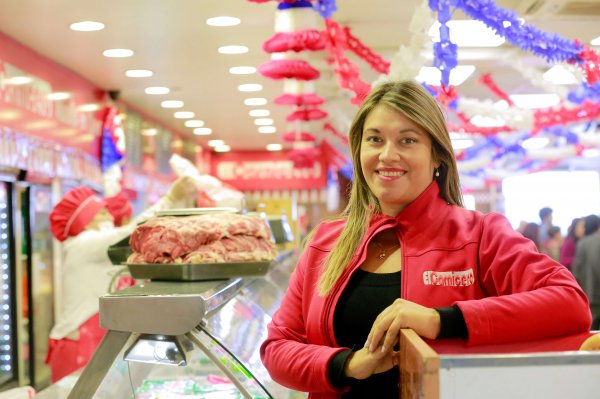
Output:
[{"xmin": 260, "ymin": 182, "xmax": 591, "ymax": 398}]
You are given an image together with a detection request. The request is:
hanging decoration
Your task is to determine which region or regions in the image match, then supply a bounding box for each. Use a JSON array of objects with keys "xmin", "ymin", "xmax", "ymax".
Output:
[
  {"xmin": 478, "ymin": 73, "xmax": 514, "ymax": 106},
  {"xmin": 99, "ymin": 106, "xmax": 125, "ymax": 173}
]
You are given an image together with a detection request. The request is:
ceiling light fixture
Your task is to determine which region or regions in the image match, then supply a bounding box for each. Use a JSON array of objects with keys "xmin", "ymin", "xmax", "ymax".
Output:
[
  {"xmin": 229, "ymin": 66, "xmax": 256, "ymax": 75},
  {"xmin": 126, "ymin": 69, "xmax": 153, "ymax": 78},
  {"xmin": 266, "ymin": 144, "xmax": 283, "ymax": 151},
  {"xmin": 509, "ymin": 94, "xmax": 560, "ymax": 109},
  {"xmin": 174, "ymin": 111, "xmax": 195, "ymax": 119},
  {"xmin": 521, "ymin": 137, "xmax": 549, "ymax": 149},
  {"xmin": 77, "ymin": 103, "xmax": 101, "ymax": 112},
  {"xmin": 206, "ymin": 16, "xmax": 241, "ymax": 27},
  {"xmin": 249, "ymin": 109, "xmax": 270, "ymax": 117},
  {"xmin": 141, "ymin": 128, "xmax": 158, "ymax": 136},
  {"xmin": 193, "ymin": 128, "xmax": 212, "ymax": 135},
  {"xmin": 258, "ymin": 126, "xmax": 277, "ymax": 134},
  {"xmin": 70, "ymin": 21, "xmax": 105, "ymax": 31},
  {"xmin": 415, "ymin": 65, "xmax": 476, "ymax": 86},
  {"xmin": 185, "ymin": 120, "xmax": 205, "ymax": 128},
  {"xmin": 543, "ymin": 65, "xmax": 577, "ymax": 85},
  {"xmin": 238, "ymin": 84, "xmax": 263, "ymax": 92},
  {"xmin": 4, "ymin": 76, "xmax": 32, "ymax": 85},
  {"xmin": 208, "ymin": 140, "xmax": 225, "ymax": 147},
  {"xmin": 161, "ymin": 100, "xmax": 184, "ymax": 108},
  {"xmin": 591, "ymin": 36, "xmax": 600, "ymax": 46},
  {"xmin": 47, "ymin": 92, "xmax": 72, "ymax": 101},
  {"xmin": 214, "ymin": 145, "xmax": 231, "ymax": 153},
  {"xmin": 145, "ymin": 87, "xmax": 170, "ymax": 95},
  {"xmin": 254, "ymin": 118, "xmax": 274, "ymax": 126},
  {"xmin": 428, "ymin": 20, "xmax": 505, "ymax": 47},
  {"xmin": 244, "ymin": 98, "xmax": 267, "ymax": 106},
  {"xmin": 103, "ymin": 49, "xmax": 134, "ymax": 58},
  {"xmin": 218, "ymin": 45, "xmax": 248, "ymax": 54}
]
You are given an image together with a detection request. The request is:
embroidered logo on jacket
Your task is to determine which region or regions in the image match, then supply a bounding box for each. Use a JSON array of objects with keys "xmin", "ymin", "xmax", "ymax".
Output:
[{"xmin": 422, "ymin": 269, "xmax": 474, "ymax": 287}]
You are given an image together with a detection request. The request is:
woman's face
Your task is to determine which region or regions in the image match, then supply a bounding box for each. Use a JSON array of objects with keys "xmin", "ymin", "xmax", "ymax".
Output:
[
  {"xmin": 575, "ymin": 219, "xmax": 585, "ymax": 238},
  {"xmin": 359, "ymin": 104, "xmax": 437, "ymax": 216},
  {"xmin": 86, "ymin": 207, "xmax": 115, "ymax": 231}
]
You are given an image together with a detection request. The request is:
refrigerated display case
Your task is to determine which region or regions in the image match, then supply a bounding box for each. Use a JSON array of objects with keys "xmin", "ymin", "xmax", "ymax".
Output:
[
  {"xmin": 35, "ymin": 252, "xmax": 306, "ymax": 399},
  {"xmin": 0, "ymin": 181, "xmax": 18, "ymax": 388}
]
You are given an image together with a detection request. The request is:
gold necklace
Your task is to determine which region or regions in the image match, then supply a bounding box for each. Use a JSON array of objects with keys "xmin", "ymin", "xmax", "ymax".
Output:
[{"xmin": 373, "ymin": 241, "xmax": 399, "ymax": 259}]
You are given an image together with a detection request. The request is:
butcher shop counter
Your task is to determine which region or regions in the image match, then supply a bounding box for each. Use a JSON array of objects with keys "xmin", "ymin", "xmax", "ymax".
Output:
[{"xmin": 35, "ymin": 250, "xmax": 306, "ymax": 399}]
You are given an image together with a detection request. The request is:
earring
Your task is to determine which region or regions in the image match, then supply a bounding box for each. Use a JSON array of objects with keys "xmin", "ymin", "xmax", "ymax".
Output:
[{"xmin": 435, "ymin": 168, "xmax": 440, "ymax": 177}]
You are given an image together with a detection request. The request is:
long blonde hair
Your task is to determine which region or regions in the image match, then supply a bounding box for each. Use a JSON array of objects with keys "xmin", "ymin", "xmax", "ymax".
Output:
[{"xmin": 316, "ymin": 80, "xmax": 464, "ymax": 296}]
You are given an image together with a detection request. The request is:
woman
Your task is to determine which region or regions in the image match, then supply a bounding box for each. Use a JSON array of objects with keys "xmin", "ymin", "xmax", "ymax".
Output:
[
  {"xmin": 46, "ymin": 177, "xmax": 196, "ymax": 382},
  {"xmin": 260, "ymin": 81, "xmax": 591, "ymax": 399},
  {"xmin": 560, "ymin": 217, "xmax": 584, "ymax": 270}
]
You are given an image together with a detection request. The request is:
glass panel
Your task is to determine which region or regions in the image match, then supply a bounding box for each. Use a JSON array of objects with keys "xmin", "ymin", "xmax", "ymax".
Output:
[
  {"xmin": 29, "ymin": 184, "xmax": 54, "ymax": 389},
  {"xmin": 93, "ymin": 331, "xmax": 270, "ymax": 398},
  {"xmin": 203, "ymin": 295, "xmax": 306, "ymax": 399},
  {"xmin": 0, "ymin": 182, "xmax": 15, "ymax": 384}
]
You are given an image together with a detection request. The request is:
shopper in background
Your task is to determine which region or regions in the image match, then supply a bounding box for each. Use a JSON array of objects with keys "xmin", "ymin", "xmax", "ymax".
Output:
[
  {"xmin": 572, "ymin": 215, "xmax": 600, "ymax": 330},
  {"xmin": 105, "ymin": 190, "xmax": 133, "ymax": 227},
  {"xmin": 260, "ymin": 80, "xmax": 591, "ymax": 399},
  {"xmin": 541, "ymin": 225, "xmax": 563, "ymax": 262},
  {"xmin": 538, "ymin": 206, "xmax": 554, "ymax": 245},
  {"xmin": 521, "ymin": 222, "xmax": 541, "ymax": 251},
  {"xmin": 560, "ymin": 217, "xmax": 585, "ymax": 270},
  {"xmin": 45, "ymin": 176, "xmax": 196, "ymax": 382}
]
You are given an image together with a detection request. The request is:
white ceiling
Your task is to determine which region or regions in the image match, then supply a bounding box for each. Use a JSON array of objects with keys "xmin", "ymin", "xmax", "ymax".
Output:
[{"xmin": 0, "ymin": 0, "xmax": 600, "ymax": 163}]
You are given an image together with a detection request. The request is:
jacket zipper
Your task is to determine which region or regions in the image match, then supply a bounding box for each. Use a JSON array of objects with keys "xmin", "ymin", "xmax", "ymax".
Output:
[{"xmin": 321, "ymin": 219, "xmax": 397, "ymax": 346}]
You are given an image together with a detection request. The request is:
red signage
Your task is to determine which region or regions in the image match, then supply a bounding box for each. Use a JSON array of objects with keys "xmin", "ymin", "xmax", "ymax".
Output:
[{"xmin": 210, "ymin": 150, "xmax": 327, "ymax": 190}]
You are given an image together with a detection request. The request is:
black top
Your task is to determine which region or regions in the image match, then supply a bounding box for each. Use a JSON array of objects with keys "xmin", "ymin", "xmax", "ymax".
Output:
[
  {"xmin": 333, "ymin": 269, "xmax": 401, "ymax": 399},
  {"xmin": 330, "ymin": 269, "xmax": 467, "ymax": 398}
]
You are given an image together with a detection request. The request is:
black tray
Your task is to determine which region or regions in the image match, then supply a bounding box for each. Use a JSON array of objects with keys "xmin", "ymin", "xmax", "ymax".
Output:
[
  {"xmin": 107, "ymin": 236, "xmax": 132, "ymax": 265},
  {"xmin": 124, "ymin": 261, "xmax": 271, "ymax": 281}
]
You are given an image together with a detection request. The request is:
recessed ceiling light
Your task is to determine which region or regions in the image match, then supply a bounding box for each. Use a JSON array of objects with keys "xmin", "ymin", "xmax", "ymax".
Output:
[
  {"xmin": 141, "ymin": 128, "xmax": 158, "ymax": 136},
  {"xmin": 258, "ymin": 126, "xmax": 277, "ymax": 134},
  {"xmin": 218, "ymin": 45, "xmax": 249, "ymax": 54},
  {"xmin": 266, "ymin": 144, "xmax": 283, "ymax": 151},
  {"xmin": 77, "ymin": 103, "xmax": 100, "ymax": 112},
  {"xmin": 543, "ymin": 65, "xmax": 577, "ymax": 85},
  {"xmin": 193, "ymin": 127, "xmax": 212, "ymax": 135},
  {"xmin": 249, "ymin": 109, "xmax": 270, "ymax": 117},
  {"xmin": 103, "ymin": 48, "xmax": 134, "ymax": 58},
  {"xmin": 214, "ymin": 145, "xmax": 231, "ymax": 153},
  {"xmin": 161, "ymin": 100, "xmax": 184, "ymax": 108},
  {"xmin": 591, "ymin": 35, "xmax": 600, "ymax": 46},
  {"xmin": 4, "ymin": 76, "xmax": 32, "ymax": 85},
  {"xmin": 208, "ymin": 139, "xmax": 225, "ymax": 147},
  {"xmin": 238, "ymin": 84, "xmax": 263, "ymax": 92},
  {"xmin": 429, "ymin": 20, "xmax": 505, "ymax": 47},
  {"xmin": 509, "ymin": 94, "xmax": 560, "ymax": 109},
  {"xmin": 185, "ymin": 120, "xmax": 205, "ymax": 128},
  {"xmin": 145, "ymin": 86, "xmax": 170, "ymax": 95},
  {"xmin": 451, "ymin": 139, "xmax": 474, "ymax": 150},
  {"xmin": 70, "ymin": 21, "xmax": 105, "ymax": 31},
  {"xmin": 229, "ymin": 66, "xmax": 256, "ymax": 75},
  {"xmin": 47, "ymin": 92, "xmax": 71, "ymax": 101},
  {"xmin": 174, "ymin": 111, "xmax": 195, "ymax": 119},
  {"xmin": 415, "ymin": 65, "xmax": 475, "ymax": 86},
  {"xmin": 470, "ymin": 115, "xmax": 505, "ymax": 127},
  {"xmin": 244, "ymin": 98, "xmax": 267, "ymax": 106},
  {"xmin": 521, "ymin": 137, "xmax": 549, "ymax": 149},
  {"xmin": 126, "ymin": 69, "xmax": 153, "ymax": 78},
  {"xmin": 254, "ymin": 118, "xmax": 274, "ymax": 126},
  {"xmin": 206, "ymin": 16, "xmax": 241, "ymax": 27}
]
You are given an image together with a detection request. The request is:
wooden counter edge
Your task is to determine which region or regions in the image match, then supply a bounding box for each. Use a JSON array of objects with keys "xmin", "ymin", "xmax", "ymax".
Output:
[{"xmin": 399, "ymin": 329, "xmax": 440, "ymax": 399}]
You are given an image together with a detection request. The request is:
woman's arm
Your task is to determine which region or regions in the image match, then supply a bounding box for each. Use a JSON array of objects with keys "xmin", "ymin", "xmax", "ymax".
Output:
[{"xmin": 457, "ymin": 213, "xmax": 591, "ymax": 345}]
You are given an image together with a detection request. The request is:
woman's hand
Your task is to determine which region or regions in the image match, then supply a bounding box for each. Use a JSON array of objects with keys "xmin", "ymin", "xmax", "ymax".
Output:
[
  {"xmin": 344, "ymin": 346, "xmax": 399, "ymax": 380},
  {"xmin": 365, "ymin": 299, "xmax": 441, "ymax": 354}
]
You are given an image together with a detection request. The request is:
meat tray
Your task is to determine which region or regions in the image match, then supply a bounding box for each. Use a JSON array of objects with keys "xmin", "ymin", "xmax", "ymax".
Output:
[{"xmin": 124, "ymin": 260, "xmax": 271, "ymax": 281}]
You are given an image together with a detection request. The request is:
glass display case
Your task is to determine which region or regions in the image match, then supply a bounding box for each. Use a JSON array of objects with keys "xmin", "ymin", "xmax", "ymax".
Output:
[{"xmin": 35, "ymin": 252, "xmax": 306, "ymax": 399}]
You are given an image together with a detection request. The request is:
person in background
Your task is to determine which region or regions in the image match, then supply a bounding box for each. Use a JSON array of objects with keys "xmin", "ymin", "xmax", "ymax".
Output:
[
  {"xmin": 516, "ymin": 220, "xmax": 528, "ymax": 235},
  {"xmin": 541, "ymin": 225, "xmax": 563, "ymax": 262},
  {"xmin": 45, "ymin": 176, "xmax": 196, "ymax": 382},
  {"xmin": 560, "ymin": 217, "xmax": 585, "ymax": 270},
  {"xmin": 521, "ymin": 222, "xmax": 541, "ymax": 251},
  {"xmin": 572, "ymin": 215, "xmax": 600, "ymax": 330},
  {"xmin": 538, "ymin": 207, "xmax": 554, "ymax": 245},
  {"xmin": 582, "ymin": 214, "xmax": 600, "ymax": 237},
  {"xmin": 105, "ymin": 190, "xmax": 133, "ymax": 227},
  {"xmin": 260, "ymin": 80, "xmax": 591, "ymax": 399}
]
